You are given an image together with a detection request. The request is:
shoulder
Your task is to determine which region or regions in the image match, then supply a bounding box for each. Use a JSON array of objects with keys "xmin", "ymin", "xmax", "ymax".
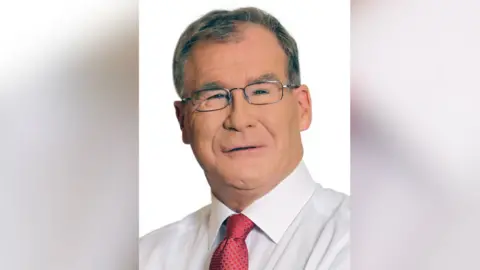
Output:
[
  {"xmin": 309, "ymin": 186, "xmax": 350, "ymax": 248},
  {"xmin": 139, "ymin": 205, "xmax": 210, "ymax": 266},
  {"xmin": 312, "ymin": 186, "xmax": 350, "ymax": 225},
  {"xmin": 308, "ymin": 187, "xmax": 350, "ymax": 268}
]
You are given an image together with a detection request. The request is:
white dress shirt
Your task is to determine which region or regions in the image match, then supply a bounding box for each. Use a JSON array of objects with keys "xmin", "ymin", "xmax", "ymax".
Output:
[{"xmin": 140, "ymin": 160, "xmax": 350, "ymax": 270}]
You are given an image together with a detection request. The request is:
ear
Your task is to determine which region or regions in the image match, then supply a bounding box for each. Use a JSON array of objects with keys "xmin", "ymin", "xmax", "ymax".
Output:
[
  {"xmin": 174, "ymin": 101, "xmax": 191, "ymax": 144},
  {"xmin": 293, "ymin": 84, "xmax": 312, "ymax": 131}
]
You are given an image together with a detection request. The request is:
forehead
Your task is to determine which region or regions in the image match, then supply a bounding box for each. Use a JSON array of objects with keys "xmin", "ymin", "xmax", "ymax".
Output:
[{"xmin": 184, "ymin": 23, "xmax": 288, "ymax": 92}]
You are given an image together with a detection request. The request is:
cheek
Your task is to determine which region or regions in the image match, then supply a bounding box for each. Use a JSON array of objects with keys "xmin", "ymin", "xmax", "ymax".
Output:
[
  {"xmin": 190, "ymin": 114, "xmax": 224, "ymax": 150},
  {"xmin": 261, "ymin": 106, "xmax": 299, "ymax": 146},
  {"xmin": 261, "ymin": 116, "xmax": 288, "ymax": 142}
]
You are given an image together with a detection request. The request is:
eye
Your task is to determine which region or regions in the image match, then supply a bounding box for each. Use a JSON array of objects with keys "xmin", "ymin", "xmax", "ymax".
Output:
[
  {"xmin": 252, "ymin": 89, "xmax": 270, "ymax": 95},
  {"xmin": 207, "ymin": 93, "xmax": 228, "ymax": 100}
]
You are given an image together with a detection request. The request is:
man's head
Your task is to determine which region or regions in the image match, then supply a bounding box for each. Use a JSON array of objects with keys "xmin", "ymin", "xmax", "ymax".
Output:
[{"xmin": 173, "ymin": 7, "xmax": 312, "ymax": 209}]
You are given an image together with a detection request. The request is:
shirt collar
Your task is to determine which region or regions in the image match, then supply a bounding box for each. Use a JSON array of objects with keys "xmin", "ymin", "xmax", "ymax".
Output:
[
  {"xmin": 208, "ymin": 194, "xmax": 235, "ymax": 249},
  {"xmin": 208, "ymin": 160, "xmax": 317, "ymax": 249}
]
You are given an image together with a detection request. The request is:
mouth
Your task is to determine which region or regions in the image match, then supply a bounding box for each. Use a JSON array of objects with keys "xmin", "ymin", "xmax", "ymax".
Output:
[{"xmin": 224, "ymin": 145, "xmax": 261, "ymax": 153}]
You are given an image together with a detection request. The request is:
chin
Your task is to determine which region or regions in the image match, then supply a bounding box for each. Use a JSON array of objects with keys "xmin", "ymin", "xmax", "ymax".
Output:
[
  {"xmin": 222, "ymin": 169, "xmax": 267, "ymax": 188},
  {"xmin": 227, "ymin": 178, "xmax": 262, "ymax": 191}
]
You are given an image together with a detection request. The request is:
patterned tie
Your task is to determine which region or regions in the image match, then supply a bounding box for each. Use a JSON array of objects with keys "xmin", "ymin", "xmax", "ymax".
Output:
[{"xmin": 209, "ymin": 213, "xmax": 255, "ymax": 270}]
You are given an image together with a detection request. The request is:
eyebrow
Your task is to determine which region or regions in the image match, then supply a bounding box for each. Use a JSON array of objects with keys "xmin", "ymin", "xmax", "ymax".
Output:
[
  {"xmin": 197, "ymin": 81, "xmax": 224, "ymax": 90},
  {"xmin": 197, "ymin": 73, "xmax": 282, "ymax": 91},
  {"xmin": 247, "ymin": 73, "xmax": 281, "ymax": 85}
]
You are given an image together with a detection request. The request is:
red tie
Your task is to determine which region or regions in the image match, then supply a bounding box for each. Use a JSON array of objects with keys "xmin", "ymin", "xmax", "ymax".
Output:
[{"xmin": 209, "ymin": 213, "xmax": 255, "ymax": 270}]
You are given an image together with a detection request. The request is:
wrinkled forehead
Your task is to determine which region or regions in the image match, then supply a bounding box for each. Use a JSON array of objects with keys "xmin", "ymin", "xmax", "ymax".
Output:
[{"xmin": 183, "ymin": 24, "xmax": 288, "ymax": 95}]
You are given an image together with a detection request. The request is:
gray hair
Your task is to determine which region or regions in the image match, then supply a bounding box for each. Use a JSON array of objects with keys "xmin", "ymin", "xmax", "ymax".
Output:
[{"xmin": 172, "ymin": 7, "xmax": 301, "ymax": 97}]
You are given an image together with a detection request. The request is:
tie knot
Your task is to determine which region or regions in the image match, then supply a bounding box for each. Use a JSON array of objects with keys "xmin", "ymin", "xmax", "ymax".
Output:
[{"xmin": 225, "ymin": 213, "xmax": 255, "ymax": 240}]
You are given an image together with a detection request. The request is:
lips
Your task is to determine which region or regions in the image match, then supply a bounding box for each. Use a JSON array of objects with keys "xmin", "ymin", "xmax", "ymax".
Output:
[{"xmin": 223, "ymin": 145, "xmax": 260, "ymax": 153}]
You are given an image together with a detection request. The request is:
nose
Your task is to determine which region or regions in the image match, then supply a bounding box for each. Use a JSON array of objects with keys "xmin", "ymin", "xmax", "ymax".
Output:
[{"xmin": 223, "ymin": 89, "xmax": 256, "ymax": 132}]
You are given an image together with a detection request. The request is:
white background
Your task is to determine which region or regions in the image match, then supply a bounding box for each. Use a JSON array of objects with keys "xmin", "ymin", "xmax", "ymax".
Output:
[{"xmin": 139, "ymin": 0, "xmax": 350, "ymax": 237}]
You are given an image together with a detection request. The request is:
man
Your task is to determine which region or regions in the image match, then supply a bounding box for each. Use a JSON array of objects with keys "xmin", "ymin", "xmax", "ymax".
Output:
[{"xmin": 140, "ymin": 7, "xmax": 349, "ymax": 270}]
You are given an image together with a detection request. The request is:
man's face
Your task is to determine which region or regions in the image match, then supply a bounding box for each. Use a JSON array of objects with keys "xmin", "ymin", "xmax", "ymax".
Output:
[{"xmin": 175, "ymin": 23, "xmax": 312, "ymax": 195}]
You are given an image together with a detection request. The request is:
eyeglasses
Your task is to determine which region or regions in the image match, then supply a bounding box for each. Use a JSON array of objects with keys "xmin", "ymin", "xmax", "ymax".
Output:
[{"xmin": 181, "ymin": 80, "xmax": 299, "ymax": 112}]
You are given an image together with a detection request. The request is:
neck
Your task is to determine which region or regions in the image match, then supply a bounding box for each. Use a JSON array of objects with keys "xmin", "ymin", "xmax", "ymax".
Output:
[
  {"xmin": 212, "ymin": 185, "xmax": 270, "ymax": 212},
  {"xmin": 210, "ymin": 157, "xmax": 302, "ymax": 212}
]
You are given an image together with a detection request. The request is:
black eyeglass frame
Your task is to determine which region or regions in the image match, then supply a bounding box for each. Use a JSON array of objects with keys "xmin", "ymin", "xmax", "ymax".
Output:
[{"xmin": 181, "ymin": 80, "xmax": 300, "ymax": 112}]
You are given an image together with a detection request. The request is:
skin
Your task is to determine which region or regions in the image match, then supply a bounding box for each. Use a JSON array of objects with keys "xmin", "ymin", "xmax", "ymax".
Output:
[{"xmin": 174, "ymin": 23, "xmax": 312, "ymax": 212}]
